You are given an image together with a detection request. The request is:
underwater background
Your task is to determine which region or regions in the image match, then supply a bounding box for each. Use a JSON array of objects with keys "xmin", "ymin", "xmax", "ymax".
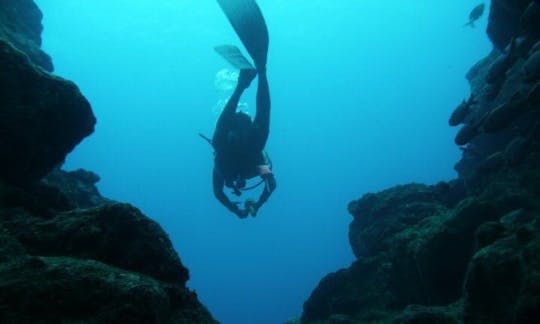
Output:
[{"xmin": 34, "ymin": 1, "xmax": 491, "ymax": 323}]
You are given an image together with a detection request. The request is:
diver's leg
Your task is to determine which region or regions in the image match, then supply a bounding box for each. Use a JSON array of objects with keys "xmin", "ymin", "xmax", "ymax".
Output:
[
  {"xmin": 253, "ymin": 69, "xmax": 270, "ymax": 149},
  {"xmin": 214, "ymin": 69, "xmax": 257, "ymax": 142}
]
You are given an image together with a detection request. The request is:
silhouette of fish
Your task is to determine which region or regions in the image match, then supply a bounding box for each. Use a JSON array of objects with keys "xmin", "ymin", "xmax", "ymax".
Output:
[{"xmin": 464, "ymin": 3, "xmax": 485, "ymax": 28}]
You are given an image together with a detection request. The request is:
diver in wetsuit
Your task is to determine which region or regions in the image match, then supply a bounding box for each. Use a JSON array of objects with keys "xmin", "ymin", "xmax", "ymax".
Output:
[
  {"xmin": 212, "ymin": 67, "xmax": 276, "ymax": 218},
  {"xmin": 212, "ymin": 0, "xmax": 275, "ymax": 218}
]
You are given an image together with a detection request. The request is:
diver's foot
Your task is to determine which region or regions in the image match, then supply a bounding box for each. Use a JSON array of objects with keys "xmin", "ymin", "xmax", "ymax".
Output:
[{"xmin": 238, "ymin": 68, "xmax": 257, "ymax": 89}]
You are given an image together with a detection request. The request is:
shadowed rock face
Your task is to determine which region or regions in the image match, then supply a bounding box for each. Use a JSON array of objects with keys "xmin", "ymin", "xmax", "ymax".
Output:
[
  {"xmin": 0, "ymin": 0, "xmax": 52, "ymax": 71},
  {"xmin": 1, "ymin": 0, "xmax": 96, "ymax": 186},
  {"xmin": 300, "ymin": 2, "xmax": 540, "ymax": 323},
  {"xmin": 0, "ymin": 1, "xmax": 218, "ymax": 322},
  {"xmin": 0, "ymin": 40, "xmax": 96, "ymax": 185},
  {"xmin": 0, "ymin": 170, "xmax": 219, "ymax": 322},
  {"xmin": 487, "ymin": 0, "xmax": 531, "ymax": 50}
]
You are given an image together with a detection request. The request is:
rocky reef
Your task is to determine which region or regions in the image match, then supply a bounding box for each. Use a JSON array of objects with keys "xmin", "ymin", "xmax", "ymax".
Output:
[
  {"xmin": 300, "ymin": 1, "xmax": 540, "ymax": 323},
  {"xmin": 0, "ymin": 1, "xmax": 216, "ymax": 322}
]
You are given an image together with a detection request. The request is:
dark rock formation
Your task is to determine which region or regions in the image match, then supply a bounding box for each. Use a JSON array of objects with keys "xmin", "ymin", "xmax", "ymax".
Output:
[
  {"xmin": 0, "ymin": 0, "xmax": 52, "ymax": 71},
  {"xmin": 300, "ymin": 1, "xmax": 540, "ymax": 323},
  {"xmin": 0, "ymin": 256, "xmax": 209, "ymax": 323},
  {"xmin": 0, "ymin": 39, "xmax": 96, "ymax": 185},
  {"xmin": 42, "ymin": 168, "xmax": 108, "ymax": 208},
  {"xmin": 0, "ymin": 1, "xmax": 217, "ymax": 322},
  {"xmin": 487, "ymin": 0, "xmax": 531, "ymax": 50},
  {"xmin": 0, "ymin": 172, "xmax": 217, "ymax": 322}
]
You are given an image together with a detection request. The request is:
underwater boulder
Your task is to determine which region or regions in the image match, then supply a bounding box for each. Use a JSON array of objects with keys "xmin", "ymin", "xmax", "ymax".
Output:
[
  {"xmin": 348, "ymin": 184, "xmax": 451, "ymax": 258},
  {"xmin": 301, "ymin": 258, "xmax": 399, "ymax": 324},
  {"xmin": 463, "ymin": 237, "xmax": 524, "ymax": 323},
  {"xmin": 463, "ymin": 226, "xmax": 540, "ymax": 324},
  {"xmin": 0, "ymin": 256, "xmax": 217, "ymax": 323},
  {"xmin": 42, "ymin": 168, "xmax": 108, "ymax": 208},
  {"xmin": 0, "ymin": 169, "xmax": 218, "ymax": 323},
  {"xmin": 0, "ymin": 39, "xmax": 95, "ymax": 185},
  {"xmin": 0, "ymin": 203, "xmax": 188, "ymax": 284}
]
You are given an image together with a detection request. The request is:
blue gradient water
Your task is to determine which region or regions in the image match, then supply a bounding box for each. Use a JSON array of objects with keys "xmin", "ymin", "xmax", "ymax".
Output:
[{"xmin": 35, "ymin": 1, "xmax": 491, "ymax": 323}]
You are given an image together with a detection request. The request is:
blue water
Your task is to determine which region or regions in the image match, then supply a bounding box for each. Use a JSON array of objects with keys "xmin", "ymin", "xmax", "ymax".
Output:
[{"xmin": 35, "ymin": 1, "xmax": 491, "ymax": 323}]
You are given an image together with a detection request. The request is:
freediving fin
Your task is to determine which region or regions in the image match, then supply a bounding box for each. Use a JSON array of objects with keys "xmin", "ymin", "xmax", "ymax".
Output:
[
  {"xmin": 216, "ymin": 0, "xmax": 269, "ymax": 69},
  {"xmin": 214, "ymin": 45, "xmax": 255, "ymax": 70}
]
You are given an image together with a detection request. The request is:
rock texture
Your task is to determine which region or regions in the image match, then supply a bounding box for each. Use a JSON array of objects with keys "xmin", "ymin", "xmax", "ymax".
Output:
[
  {"xmin": 0, "ymin": 171, "xmax": 216, "ymax": 323},
  {"xmin": 0, "ymin": 0, "xmax": 52, "ymax": 71},
  {"xmin": 0, "ymin": 1, "xmax": 217, "ymax": 322},
  {"xmin": 0, "ymin": 39, "xmax": 95, "ymax": 185},
  {"xmin": 0, "ymin": 1, "xmax": 95, "ymax": 185},
  {"xmin": 300, "ymin": 1, "xmax": 540, "ymax": 323}
]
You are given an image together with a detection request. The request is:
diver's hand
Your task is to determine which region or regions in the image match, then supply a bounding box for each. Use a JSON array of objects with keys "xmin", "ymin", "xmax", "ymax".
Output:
[
  {"xmin": 235, "ymin": 208, "xmax": 249, "ymax": 219},
  {"xmin": 232, "ymin": 203, "xmax": 249, "ymax": 219},
  {"xmin": 245, "ymin": 199, "xmax": 258, "ymax": 217}
]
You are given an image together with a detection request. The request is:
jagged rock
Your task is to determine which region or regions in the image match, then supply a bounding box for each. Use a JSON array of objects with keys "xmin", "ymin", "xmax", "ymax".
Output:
[
  {"xmin": 474, "ymin": 221, "xmax": 506, "ymax": 250},
  {"xmin": 301, "ymin": 1, "xmax": 540, "ymax": 323},
  {"xmin": 0, "ymin": 39, "xmax": 96, "ymax": 185},
  {"xmin": 301, "ymin": 258, "xmax": 398, "ymax": 324},
  {"xmin": 0, "ymin": 256, "xmax": 216, "ymax": 323},
  {"xmin": 42, "ymin": 168, "xmax": 108, "ymax": 208},
  {"xmin": 0, "ymin": 168, "xmax": 216, "ymax": 322},
  {"xmin": 0, "ymin": 1, "xmax": 216, "ymax": 322},
  {"xmin": 303, "ymin": 184, "xmax": 475, "ymax": 322},
  {"xmin": 0, "ymin": 179, "xmax": 217, "ymax": 322},
  {"xmin": 463, "ymin": 231, "xmax": 540, "ymax": 323},
  {"xmin": 347, "ymin": 183, "xmax": 457, "ymax": 259},
  {"xmin": 398, "ymin": 199, "xmax": 501, "ymax": 305},
  {"xmin": 455, "ymin": 44, "xmax": 539, "ymax": 177},
  {"xmin": 0, "ymin": 203, "xmax": 188, "ymax": 283},
  {"xmin": 0, "ymin": 0, "xmax": 52, "ymax": 71}
]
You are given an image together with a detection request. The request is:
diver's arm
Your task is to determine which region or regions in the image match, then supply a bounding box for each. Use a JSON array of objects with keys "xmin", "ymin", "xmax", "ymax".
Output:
[
  {"xmin": 213, "ymin": 168, "xmax": 247, "ymax": 218},
  {"xmin": 254, "ymin": 173, "xmax": 276, "ymax": 211}
]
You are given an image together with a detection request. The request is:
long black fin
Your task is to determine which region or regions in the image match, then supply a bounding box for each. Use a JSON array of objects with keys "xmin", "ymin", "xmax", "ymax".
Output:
[{"xmin": 216, "ymin": 0, "xmax": 269, "ymax": 68}]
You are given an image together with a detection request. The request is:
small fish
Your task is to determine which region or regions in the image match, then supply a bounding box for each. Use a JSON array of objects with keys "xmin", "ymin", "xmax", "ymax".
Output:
[{"xmin": 464, "ymin": 3, "xmax": 485, "ymax": 28}]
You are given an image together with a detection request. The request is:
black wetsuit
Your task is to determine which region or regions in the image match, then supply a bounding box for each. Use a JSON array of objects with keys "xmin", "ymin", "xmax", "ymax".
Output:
[{"xmin": 212, "ymin": 70, "xmax": 276, "ymax": 217}]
